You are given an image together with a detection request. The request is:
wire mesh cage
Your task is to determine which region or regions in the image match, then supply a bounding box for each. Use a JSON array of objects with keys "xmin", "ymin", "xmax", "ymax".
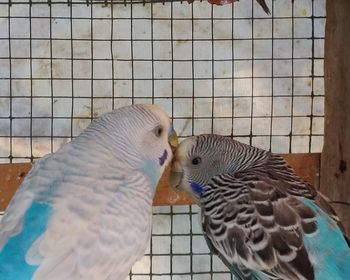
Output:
[{"xmin": 0, "ymin": 0, "xmax": 326, "ymax": 279}]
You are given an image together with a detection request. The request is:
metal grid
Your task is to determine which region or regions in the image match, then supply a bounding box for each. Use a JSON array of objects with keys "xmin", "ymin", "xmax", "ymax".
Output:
[
  {"xmin": 1, "ymin": 0, "xmax": 198, "ymax": 5},
  {"xmin": 136, "ymin": 205, "xmax": 234, "ymax": 280},
  {"xmin": 0, "ymin": 1, "xmax": 325, "ymax": 279},
  {"xmin": 0, "ymin": 0, "xmax": 326, "ymax": 164}
]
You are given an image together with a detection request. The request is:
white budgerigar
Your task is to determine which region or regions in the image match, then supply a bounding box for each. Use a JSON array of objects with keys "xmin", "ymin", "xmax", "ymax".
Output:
[{"xmin": 0, "ymin": 104, "xmax": 178, "ymax": 280}]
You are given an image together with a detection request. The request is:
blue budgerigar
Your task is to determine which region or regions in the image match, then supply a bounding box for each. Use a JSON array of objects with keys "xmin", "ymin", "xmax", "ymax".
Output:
[
  {"xmin": 0, "ymin": 104, "xmax": 178, "ymax": 280},
  {"xmin": 170, "ymin": 134, "xmax": 350, "ymax": 280}
]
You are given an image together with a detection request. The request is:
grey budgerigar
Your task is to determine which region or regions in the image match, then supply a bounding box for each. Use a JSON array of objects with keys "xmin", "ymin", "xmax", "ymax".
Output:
[{"xmin": 170, "ymin": 134, "xmax": 350, "ymax": 280}]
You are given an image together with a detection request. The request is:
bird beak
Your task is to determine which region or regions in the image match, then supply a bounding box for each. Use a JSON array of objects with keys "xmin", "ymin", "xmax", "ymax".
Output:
[
  {"xmin": 168, "ymin": 127, "xmax": 183, "ymax": 189},
  {"xmin": 168, "ymin": 127, "xmax": 178, "ymax": 154},
  {"xmin": 169, "ymin": 161, "xmax": 184, "ymax": 190}
]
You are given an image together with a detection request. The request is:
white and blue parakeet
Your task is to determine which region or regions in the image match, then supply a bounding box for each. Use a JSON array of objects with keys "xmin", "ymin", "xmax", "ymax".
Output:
[
  {"xmin": 170, "ymin": 134, "xmax": 350, "ymax": 280},
  {"xmin": 0, "ymin": 104, "xmax": 178, "ymax": 280}
]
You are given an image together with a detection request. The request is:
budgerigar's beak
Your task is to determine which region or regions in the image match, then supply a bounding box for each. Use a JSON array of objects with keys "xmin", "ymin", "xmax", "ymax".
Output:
[
  {"xmin": 169, "ymin": 161, "xmax": 184, "ymax": 190},
  {"xmin": 168, "ymin": 127, "xmax": 178, "ymax": 153},
  {"xmin": 168, "ymin": 126, "xmax": 183, "ymax": 189}
]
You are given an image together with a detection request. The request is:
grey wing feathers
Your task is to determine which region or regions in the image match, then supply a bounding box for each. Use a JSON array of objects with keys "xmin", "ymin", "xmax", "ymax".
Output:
[
  {"xmin": 264, "ymin": 153, "xmax": 347, "ymax": 237},
  {"xmin": 201, "ymin": 171, "xmax": 316, "ymax": 280},
  {"xmin": 201, "ymin": 229, "xmax": 247, "ymax": 280}
]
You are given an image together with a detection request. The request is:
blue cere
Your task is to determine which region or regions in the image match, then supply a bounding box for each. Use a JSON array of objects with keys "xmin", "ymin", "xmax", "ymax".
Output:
[{"xmin": 168, "ymin": 125, "xmax": 175, "ymax": 135}]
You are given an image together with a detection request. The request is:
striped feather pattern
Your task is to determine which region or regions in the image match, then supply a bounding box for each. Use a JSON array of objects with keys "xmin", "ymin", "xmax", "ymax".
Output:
[
  {"xmin": 202, "ymin": 172, "xmax": 315, "ymax": 279},
  {"xmin": 172, "ymin": 134, "xmax": 350, "ymax": 280}
]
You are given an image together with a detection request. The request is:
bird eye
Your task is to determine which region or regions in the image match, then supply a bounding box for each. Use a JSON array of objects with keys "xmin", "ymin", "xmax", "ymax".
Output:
[
  {"xmin": 191, "ymin": 157, "xmax": 201, "ymax": 165},
  {"xmin": 154, "ymin": 125, "xmax": 163, "ymax": 138}
]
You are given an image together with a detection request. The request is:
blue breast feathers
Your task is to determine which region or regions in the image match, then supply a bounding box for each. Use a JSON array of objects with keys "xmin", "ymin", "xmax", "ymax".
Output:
[
  {"xmin": 0, "ymin": 201, "xmax": 52, "ymax": 280},
  {"xmin": 300, "ymin": 197, "xmax": 350, "ymax": 280}
]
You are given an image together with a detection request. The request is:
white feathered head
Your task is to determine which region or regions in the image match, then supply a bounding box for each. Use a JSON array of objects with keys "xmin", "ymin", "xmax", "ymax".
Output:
[{"xmin": 73, "ymin": 104, "xmax": 178, "ymax": 182}]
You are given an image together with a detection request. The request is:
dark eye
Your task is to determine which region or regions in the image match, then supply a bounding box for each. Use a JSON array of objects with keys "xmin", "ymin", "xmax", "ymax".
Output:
[
  {"xmin": 191, "ymin": 157, "xmax": 201, "ymax": 165},
  {"xmin": 154, "ymin": 125, "xmax": 163, "ymax": 138}
]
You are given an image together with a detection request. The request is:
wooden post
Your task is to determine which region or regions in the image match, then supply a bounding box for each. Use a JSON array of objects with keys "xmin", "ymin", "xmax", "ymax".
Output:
[{"xmin": 321, "ymin": 0, "xmax": 350, "ymax": 235}]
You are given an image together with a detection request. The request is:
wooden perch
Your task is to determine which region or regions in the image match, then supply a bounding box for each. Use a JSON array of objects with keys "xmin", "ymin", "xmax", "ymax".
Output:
[
  {"xmin": 0, "ymin": 153, "xmax": 320, "ymax": 212},
  {"xmin": 321, "ymin": 0, "xmax": 350, "ymax": 236}
]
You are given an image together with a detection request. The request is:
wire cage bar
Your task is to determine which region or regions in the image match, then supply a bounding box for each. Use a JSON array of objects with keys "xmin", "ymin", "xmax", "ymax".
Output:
[
  {"xmin": 4, "ymin": 0, "xmax": 203, "ymax": 7},
  {"xmin": 0, "ymin": 0, "xmax": 326, "ymax": 164},
  {"xmin": 0, "ymin": 0, "xmax": 326, "ymax": 279}
]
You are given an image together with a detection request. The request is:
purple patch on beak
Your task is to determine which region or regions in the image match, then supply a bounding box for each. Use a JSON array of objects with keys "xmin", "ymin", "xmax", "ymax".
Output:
[{"xmin": 159, "ymin": 149, "xmax": 168, "ymax": 166}]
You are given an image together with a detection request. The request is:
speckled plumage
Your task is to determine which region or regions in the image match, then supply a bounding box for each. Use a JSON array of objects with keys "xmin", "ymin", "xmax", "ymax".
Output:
[
  {"xmin": 0, "ymin": 104, "xmax": 175, "ymax": 280},
  {"xmin": 171, "ymin": 134, "xmax": 350, "ymax": 280}
]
